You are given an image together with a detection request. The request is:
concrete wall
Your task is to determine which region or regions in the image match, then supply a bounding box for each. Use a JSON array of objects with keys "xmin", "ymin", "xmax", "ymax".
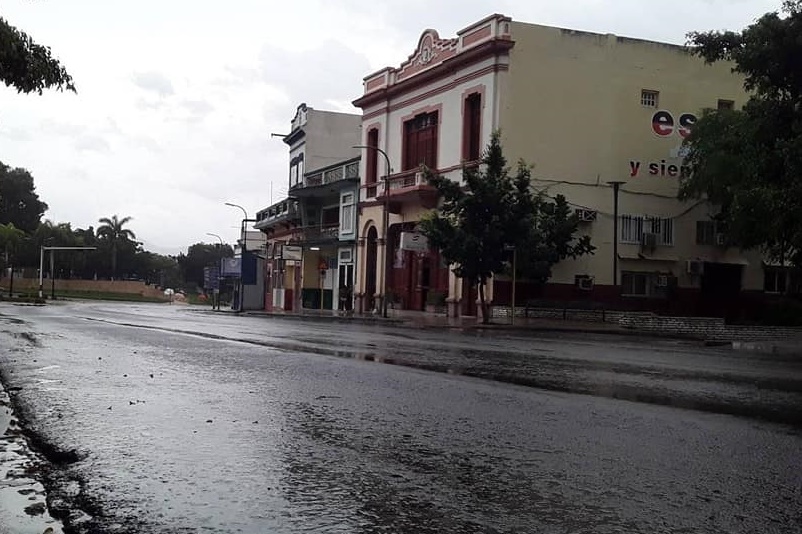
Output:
[
  {"xmin": 491, "ymin": 304, "xmax": 802, "ymax": 342},
  {"xmin": 305, "ymin": 109, "xmax": 362, "ymax": 174},
  {"xmin": 0, "ymin": 278, "xmax": 167, "ymax": 298}
]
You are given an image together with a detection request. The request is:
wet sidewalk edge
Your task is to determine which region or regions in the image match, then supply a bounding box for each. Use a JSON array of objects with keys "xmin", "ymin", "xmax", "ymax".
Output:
[
  {"xmin": 200, "ymin": 307, "xmax": 802, "ymax": 351},
  {"xmin": 0, "ymin": 373, "xmax": 69, "ymax": 534}
]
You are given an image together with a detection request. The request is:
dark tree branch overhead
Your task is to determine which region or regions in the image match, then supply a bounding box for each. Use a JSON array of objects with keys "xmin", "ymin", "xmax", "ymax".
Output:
[{"xmin": 0, "ymin": 16, "xmax": 75, "ymax": 94}]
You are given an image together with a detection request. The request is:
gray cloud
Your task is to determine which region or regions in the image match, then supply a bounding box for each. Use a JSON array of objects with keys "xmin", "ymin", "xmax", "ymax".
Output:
[
  {"xmin": 132, "ymin": 71, "xmax": 175, "ymax": 97},
  {"xmin": 258, "ymin": 39, "xmax": 370, "ymax": 111},
  {"xmin": 75, "ymin": 134, "xmax": 111, "ymax": 153}
]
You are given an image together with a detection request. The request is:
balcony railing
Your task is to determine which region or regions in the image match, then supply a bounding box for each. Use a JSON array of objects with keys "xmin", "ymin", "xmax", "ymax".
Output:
[
  {"xmin": 362, "ymin": 168, "xmax": 433, "ymax": 201},
  {"xmin": 302, "ymin": 224, "xmax": 340, "ymax": 241},
  {"xmin": 296, "ymin": 160, "xmax": 360, "ymax": 190},
  {"xmin": 255, "ymin": 200, "xmax": 300, "ymax": 228}
]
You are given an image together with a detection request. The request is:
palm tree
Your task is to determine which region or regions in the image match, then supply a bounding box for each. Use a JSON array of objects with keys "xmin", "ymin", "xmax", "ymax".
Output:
[{"xmin": 96, "ymin": 215, "xmax": 136, "ymax": 279}]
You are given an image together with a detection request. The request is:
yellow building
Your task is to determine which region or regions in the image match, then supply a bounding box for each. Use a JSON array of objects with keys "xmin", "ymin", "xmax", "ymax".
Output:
[{"xmin": 353, "ymin": 14, "xmax": 773, "ymax": 319}]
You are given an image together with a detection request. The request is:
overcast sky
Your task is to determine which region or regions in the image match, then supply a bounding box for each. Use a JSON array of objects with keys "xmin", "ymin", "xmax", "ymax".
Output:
[{"xmin": 0, "ymin": 0, "xmax": 780, "ymax": 254}]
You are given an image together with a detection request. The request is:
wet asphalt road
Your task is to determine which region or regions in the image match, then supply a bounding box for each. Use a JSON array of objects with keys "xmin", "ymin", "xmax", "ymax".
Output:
[{"xmin": 0, "ymin": 301, "xmax": 801, "ymax": 534}]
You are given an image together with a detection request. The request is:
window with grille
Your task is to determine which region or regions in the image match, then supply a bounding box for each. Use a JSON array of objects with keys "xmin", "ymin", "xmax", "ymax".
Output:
[
  {"xmin": 764, "ymin": 268, "xmax": 788, "ymax": 293},
  {"xmin": 621, "ymin": 271, "xmax": 670, "ymax": 298},
  {"xmin": 717, "ymin": 99, "xmax": 735, "ymax": 111},
  {"xmin": 641, "ymin": 90, "xmax": 659, "ymax": 108},
  {"xmin": 621, "ymin": 215, "xmax": 674, "ymax": 246},
  {"xmin": 696, "ymin": 221, "xmax": 716, "ymax": 245}
]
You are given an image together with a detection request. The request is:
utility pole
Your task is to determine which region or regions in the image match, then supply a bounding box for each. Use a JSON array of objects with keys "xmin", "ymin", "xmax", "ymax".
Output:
[{"xmin": 607, "ymin": 181, "xmax": 626, "ymax": 287}]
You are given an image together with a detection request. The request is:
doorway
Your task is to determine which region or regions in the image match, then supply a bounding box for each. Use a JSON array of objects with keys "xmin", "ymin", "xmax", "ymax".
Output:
[
  {"xmin": 339, "ymin": 263, "xmax": 354, "ymax": 311},
  {"xmin": 365, "ymin": 227, "xmax": 378, "ymax": 311}
]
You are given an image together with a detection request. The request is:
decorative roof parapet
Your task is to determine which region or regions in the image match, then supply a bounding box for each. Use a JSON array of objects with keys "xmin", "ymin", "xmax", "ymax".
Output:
[{"xmin": 359, "ymin": 14, "xmax": 512, "ymax": 96}]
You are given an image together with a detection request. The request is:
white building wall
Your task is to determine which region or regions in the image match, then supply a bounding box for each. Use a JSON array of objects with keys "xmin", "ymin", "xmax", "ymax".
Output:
[{"xmin": 359, "ymin": 56, "xmax": 504, "ymax": 186}]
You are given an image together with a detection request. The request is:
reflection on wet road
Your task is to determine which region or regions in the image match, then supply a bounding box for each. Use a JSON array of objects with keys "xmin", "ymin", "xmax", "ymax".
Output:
[{"xmin": 0, "ymin": 301, "xmax": 800, "ymax": 533}]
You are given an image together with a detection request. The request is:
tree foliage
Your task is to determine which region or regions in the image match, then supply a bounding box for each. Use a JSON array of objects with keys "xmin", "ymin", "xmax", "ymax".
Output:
[
  {"xmin": 0, "ymin": 222, "xmax": 25, "ymax": 265},
  {"xmin": 177, "ymin": 242, "xmax": 234, "ymax": 290},
  {"xmin": 0, "ymin": 16, "xmax": 74, "ymax": 94},
  {"xmin": 97, "ymin": 215, "xmax": 137, "ymax": 278},
  {"xmin": 681, "ymin": 1, "xmax": 802, "ymax": 266},
  {"xmin": 420, "ymin": 132, "xmax": 594, "ymax": 322},
  {"xmin": 0, "ymin": 162, "xmax": 49, "ymax": 233}
]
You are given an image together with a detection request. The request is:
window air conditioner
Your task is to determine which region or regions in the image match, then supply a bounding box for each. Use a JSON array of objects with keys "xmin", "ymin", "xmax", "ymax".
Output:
[
  {"xmin": 575, "ymin": 209, "xmax": 597, "ymax": 223},
  {"xmin": 577, "ymin": 277, "xmax": 594, "ymax": 291}
]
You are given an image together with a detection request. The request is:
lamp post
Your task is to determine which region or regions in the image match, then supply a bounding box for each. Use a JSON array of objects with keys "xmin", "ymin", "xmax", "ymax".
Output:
[
  {"xmin": 504, "ymin": 245, "xmax": 517, "ymax": 326},
  {"xmin": 206, "ymin": 232, "xmax": 224, "ymax": 310},
  {"xmin": 224, "ymin": 203, "xmax": 249, "ymax": 312},
  {"xmin": 607, "ymin": 181, "xmax": 626, "ymax": 287},
  {"xmin": 353, "ymin": 144, "xmax": 392, "ymax": 318}
]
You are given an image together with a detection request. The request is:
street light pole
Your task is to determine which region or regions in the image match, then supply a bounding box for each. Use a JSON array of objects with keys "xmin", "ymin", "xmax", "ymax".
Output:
[
  {"xmin": 38, "ymin": 246, "xmax": 97, "ymax": 300},
  {"xmin": 38, "ymin": 245, "xmax": 44, "ymax": 298},
  {"xmin": 353, "ymin": 144, "xmax": 392, "ymax": 318},
  {"xmin": 224, "ymin": 203, "xmax": 249, "ymax": 312},
  {"xmin": 607, "ymin": 181, "xmax": 626, "ymax": 287},
  {"xmin": 504, "ymin": 245, "xmax": 517, "ymax": 326},
  {"xmin": 50, "ymin": 249, "xmax": 55, "ymax": 299}
]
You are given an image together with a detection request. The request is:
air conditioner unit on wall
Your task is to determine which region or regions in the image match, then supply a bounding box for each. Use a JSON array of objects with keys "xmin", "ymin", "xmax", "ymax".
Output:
[
  {"xmin": 641, "ymin": 232, "xmax": 658, "ymax": 249},
  {"xmin": 686, "ymin": 260, "xmax": 704, "ymax": 276},
  {"xmin": 715, "ymin": 233, "xmax": 726, "ymax": 246},
  {"xmin": 656, "ymin": 274, "xmax": 669, "ymax": 287},
  {"xmin": 577, "ymin": 277, "xmax": 594, "ymax": 291},
  {"xmin": 575, "ymin": 209, "xmax": 597, "ymax": 223}
]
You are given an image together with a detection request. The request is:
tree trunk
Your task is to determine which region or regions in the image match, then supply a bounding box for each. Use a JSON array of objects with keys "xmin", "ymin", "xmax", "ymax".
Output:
[
  {"xmin": 478, "ymin": 278, "xmax": 490, "ymax": 324},
  {"xmin": 111, "ymin": 242, "xmax": 117, "ymax": 280}
]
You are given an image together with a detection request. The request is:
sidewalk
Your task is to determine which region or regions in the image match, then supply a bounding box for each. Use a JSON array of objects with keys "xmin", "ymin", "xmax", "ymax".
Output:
[
  {"xmin": 216, "ymin": 306, "xmax": 802, "ymax": 354},
  {"xmin": 235, "ymin": 308, "xmax": 695, "ymax": 339}
]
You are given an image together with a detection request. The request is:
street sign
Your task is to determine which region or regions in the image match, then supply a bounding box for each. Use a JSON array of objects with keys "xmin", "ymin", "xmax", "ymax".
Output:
[
  {"xmin": 283, "ymin": 245, "xmax": 303, "ymax": 261},
  {"xmin": 400, "ymin": 231, "xmax": 429, "ymax": 252},
  {"xmin": 203, "ymin": 266, "xmax": 220, "ymax": 290}
]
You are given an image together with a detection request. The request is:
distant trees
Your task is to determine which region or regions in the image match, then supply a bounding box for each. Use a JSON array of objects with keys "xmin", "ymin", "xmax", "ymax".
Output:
[
  {"xmin": 420, "ymin": 132, "xmax": 594, "ymax": 322},
  {"xmin": 681, "ymin": 1, "xmax": 802, "ymax": 267},
  {"xmin": 177, "ymin": 242, "xmax": 234, "ymax": 290},
  {"xmin": 96, "ymin": 215, "xmax": 137, "ymax": 279}
]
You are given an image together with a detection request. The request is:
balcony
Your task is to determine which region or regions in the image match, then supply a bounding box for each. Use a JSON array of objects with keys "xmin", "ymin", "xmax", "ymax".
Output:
[
  {"xmin": 299, "ymin": 224, "xmax": 341, "ymax": 245},
  {"xmin": 360, "ymin": 168, "xmax": 438, "ymax": 209},
  {"xmin": 290, "ymin": 159, "xmax": 360, "ymax": 197},
  {"xmin": 254, "ymin": 199, "xmax": 301, "ymax": 231}
]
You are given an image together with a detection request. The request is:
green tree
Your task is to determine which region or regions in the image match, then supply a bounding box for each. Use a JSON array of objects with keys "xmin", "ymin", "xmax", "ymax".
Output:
[
  {"xmin": 177, "ymin": 242, "xmax": 233, "ymax": 291},
  {"xmin": 0, "ymin": 15, "xmax": 74, "ymax": 93},
  {"xmin": 0, "ymin": 222, "xmax": 25, "ymax": 268},
  {"xmin": 96, "ymin": 215, "xmax": 136, "ymax": 279},
  {"xmin": 680, "ymin": 1, "xmax": 802, "ymax": 267},
  {"xmin": 420, "ymin": 132, "xmax": 594, "ymax": 323},
  {"xmin": 0, "ymin": 162, "xmax": 49, "ymax": 233}
]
